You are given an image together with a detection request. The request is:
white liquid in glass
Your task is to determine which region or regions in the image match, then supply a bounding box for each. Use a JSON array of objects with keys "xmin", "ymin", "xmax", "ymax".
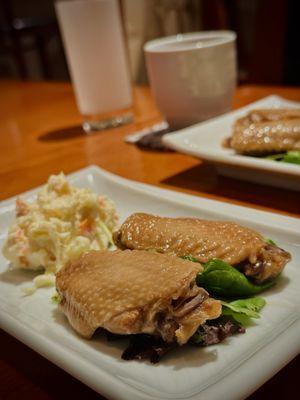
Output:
[{"xmin": 55, "ymin": 0, "xmax": 132, "ymax": 116}]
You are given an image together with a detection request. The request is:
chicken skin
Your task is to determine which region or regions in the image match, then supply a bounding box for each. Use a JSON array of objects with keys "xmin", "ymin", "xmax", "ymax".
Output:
[
  {"xmin": 114, "ymin": 213, "xmax": 291, "ymax": 283},
  {"xmin": 56, "ymin": 249, "xmax": 221, "ymax": 345},
  {"xmin": 227, "ymin": 108, "xmax": 300, "ymax": 154}
]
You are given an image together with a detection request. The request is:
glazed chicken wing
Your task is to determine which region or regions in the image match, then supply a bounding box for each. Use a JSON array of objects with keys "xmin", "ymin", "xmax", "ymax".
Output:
[
  {"xmin": 56, "ymin": 249, "xmax": 221, "ymax": 345},
  {"xmin": 114, "ymin": 213, "xmax": 291, "ymax": 283},
  {"xmin": 227, "ymin": 108, "xmax": 300, "ymax": 154}
]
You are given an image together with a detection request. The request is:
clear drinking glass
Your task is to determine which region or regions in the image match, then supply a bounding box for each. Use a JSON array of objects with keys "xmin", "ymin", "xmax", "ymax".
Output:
[{"xmin": 55, "ymin": 0, "xmax": 133, "ymax": 133}]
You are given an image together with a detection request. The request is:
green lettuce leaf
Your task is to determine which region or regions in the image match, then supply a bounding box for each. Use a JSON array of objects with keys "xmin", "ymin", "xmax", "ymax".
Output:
[
  {"xmin": 265, "ymin": 153, "xmax": 285, "ymax": 161},
  {"xmin": 196, "ymin": 259, "xmax": 274, "ymax": 298},
  {"xmin": 282, "ymin": 150, "xmax": 300, "ymax": 165},
  {"xmin": 222, "ymin": 297, "xmax": 266, "ymax": 318},
  {"xmin": 265, "ymin": 238, "xmax": 277, "ymax": 246},
  {"xmin": 221, "ymin": 297, "xmax": 266, "ymax": 326},
  {"xmin": 191, "ymin": 329, "xmax": 205, "ymax": 344},
  {"xmin": 265, "ymin": 150, "xmax": 300, "ymax": 165},
  {"xmin": 51, "ymin": 292, "xmax": 61, "ymax": 304}
]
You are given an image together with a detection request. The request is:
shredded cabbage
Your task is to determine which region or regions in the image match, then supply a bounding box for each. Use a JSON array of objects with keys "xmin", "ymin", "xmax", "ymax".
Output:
[{"xmin": 3, "ymin": 172, "xmax": 119, "ymax": 292}]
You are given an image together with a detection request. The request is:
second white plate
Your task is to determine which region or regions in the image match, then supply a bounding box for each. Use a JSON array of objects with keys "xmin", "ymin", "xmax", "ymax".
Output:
[{"xmin": 163, "ymin": 95, "xmax": 300, "ymax": 190}]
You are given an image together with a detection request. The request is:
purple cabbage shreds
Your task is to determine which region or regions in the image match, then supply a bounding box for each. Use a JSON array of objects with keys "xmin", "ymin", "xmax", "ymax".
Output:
[
  {"xmin": 121, "ymin": 335, "xmax": 176, "ymax": 363},
  {"xmin": 190, "ymin": 316, "xmax": 245, "ymax": 346}
]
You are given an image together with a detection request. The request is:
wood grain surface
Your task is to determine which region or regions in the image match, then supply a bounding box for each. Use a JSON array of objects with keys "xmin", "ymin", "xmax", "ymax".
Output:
[
  {"xmin": 1, "ymin": 81, "xmax": 299, "ymax": 215},
  {"xmin": 0, "ymin": 81, "xmax": 299, "ymax": 399}
]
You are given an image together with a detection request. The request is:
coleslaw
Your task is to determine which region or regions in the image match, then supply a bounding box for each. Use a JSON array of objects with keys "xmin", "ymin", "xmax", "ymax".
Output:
[{"xmin": 2, "ymin": 172, "xmax": 119, "ymax": 291}]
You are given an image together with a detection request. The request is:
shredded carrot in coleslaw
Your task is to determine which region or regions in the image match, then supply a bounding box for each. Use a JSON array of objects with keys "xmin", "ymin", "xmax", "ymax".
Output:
[{"xmin": 2, "ymin": 173, "xmax": 119, "ymax": 292}]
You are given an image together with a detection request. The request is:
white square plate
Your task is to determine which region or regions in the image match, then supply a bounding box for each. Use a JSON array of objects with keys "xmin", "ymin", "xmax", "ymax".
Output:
[
  {"xmin": 0, "ymin": 166, "xmax": 299, "ymax": 400},
  {"xmin": 163, "ymin": 95, "xmax": 300, "ymax": 191}
]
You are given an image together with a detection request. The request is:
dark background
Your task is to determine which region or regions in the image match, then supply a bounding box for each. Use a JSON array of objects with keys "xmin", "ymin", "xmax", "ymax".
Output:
[{"xmin": 0, "ymin": 0, "xmax": 299, "ymax": 85}]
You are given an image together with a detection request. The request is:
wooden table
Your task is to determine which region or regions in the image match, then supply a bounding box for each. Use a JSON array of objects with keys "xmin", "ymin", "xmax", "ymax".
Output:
[{"xmin": 0, "ymin": 81, "xmax": 299, "ymax": 399}]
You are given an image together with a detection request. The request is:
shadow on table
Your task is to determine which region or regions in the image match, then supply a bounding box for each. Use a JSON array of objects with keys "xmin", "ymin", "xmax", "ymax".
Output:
[
  {"xmin": 161, "ymin": 164, "xmax": 300, "ymax": 215},
  {"xmin": 38, "ymin": 125, "xmax": 86, "ymax": 142}
]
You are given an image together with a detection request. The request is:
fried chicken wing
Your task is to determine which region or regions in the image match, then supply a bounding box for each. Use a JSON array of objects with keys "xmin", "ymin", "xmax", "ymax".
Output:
[
  {"xmin": 56, "ymin": 249, "xmax": 221, "ymax": 345},
  {"xmin": 114, "ymin": 213, "xmax": 291, "ymax": 283},
  {"xmin": 228, "ymin": 108, "xmax": 300, "ymax": 154}
]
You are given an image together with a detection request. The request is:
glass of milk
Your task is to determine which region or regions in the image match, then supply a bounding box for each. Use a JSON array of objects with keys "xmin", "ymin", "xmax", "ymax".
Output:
[{"xmin": 55, "ymin": 0, "xmax": 133, "ymax": 132}]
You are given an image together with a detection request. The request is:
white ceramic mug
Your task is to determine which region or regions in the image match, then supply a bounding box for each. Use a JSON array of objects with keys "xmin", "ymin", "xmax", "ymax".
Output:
[{"xmin": 144, "ymin": 31, "xmax": 237, "ymax": 130}]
